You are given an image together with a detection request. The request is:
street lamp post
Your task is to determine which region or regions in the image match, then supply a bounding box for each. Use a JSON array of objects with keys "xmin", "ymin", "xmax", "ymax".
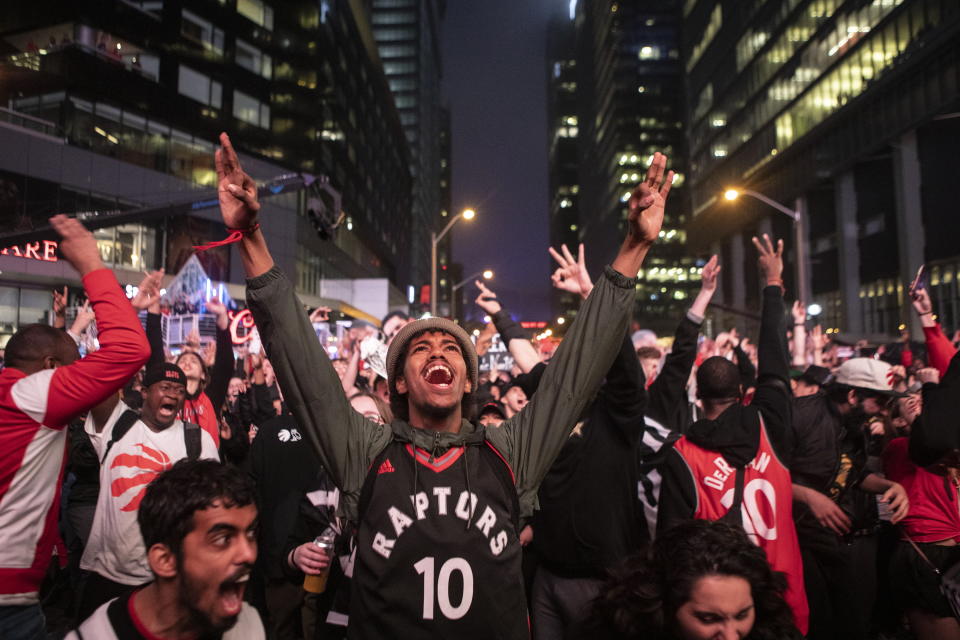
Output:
[
  {"xmin": 431, "ymin": 208, "xmax": 475, "ymax": 316},
  {"xmin": 724, "ymin": 189, "xmax": 810, "ymax": 305}
]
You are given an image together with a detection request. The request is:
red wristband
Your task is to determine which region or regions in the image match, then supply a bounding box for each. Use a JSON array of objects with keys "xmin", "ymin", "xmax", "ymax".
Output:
[{"xmin": 193, "ymin": 222, "xmax": 261, "ymax": 251}]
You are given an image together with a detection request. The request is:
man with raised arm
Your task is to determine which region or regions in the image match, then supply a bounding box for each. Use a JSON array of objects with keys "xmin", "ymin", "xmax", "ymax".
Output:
[
  {"xmin": 0, "ymin": 215, "xmax": 151, "ymax": 638},
  {"xmin": 211, "ymin": 132, "xmax": 672, "ymax": 639},
  {"xmin": 657, "ymin": 235, "xmax": 809, "ymax": 634}
]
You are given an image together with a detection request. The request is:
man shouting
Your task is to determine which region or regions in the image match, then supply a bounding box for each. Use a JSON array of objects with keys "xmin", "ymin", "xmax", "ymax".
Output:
[{"xmin": 211, "ymin": 133, "xmax": 673, "ymax": 638}]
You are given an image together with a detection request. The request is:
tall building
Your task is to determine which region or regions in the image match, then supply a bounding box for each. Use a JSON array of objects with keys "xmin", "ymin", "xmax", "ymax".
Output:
[
  {"xmin": 551, "ymin": 0, "xmax": 698, "ymax": 334},
  {"xmin": 0, "ymin": 0, "xmax": 413, "ymax": 339},
  {"xmin": 546, "ymin": 11, "xmax": 581, "ymax": 321},
  {"xmin": 683, "ymin": 0, "xmax": 960, "ymax": 337},
  {"xmin": 371, "ymin": 0, "xmax": 446, "ymax": 310}
]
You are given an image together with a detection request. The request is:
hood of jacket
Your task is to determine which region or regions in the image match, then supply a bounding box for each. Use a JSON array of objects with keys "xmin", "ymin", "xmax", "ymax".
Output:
[
  {"xmin": 686, "ymin": 403, "xmax": 761, "ymax": 468},
  {"xmin": 389, "ymin": 417, "xmax": 487, "ymax": 452}
]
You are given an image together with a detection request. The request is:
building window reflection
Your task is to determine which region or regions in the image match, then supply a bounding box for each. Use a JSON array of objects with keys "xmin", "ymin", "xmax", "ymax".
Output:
[{"xmin": 93, "ymin": 223, "xmax": 156, "ymax": 271}]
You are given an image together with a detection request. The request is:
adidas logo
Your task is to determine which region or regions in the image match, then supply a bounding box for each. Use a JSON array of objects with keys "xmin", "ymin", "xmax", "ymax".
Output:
[{"xmin": 378, "ymin": 459, "xmax": 395, "ymax": 475}]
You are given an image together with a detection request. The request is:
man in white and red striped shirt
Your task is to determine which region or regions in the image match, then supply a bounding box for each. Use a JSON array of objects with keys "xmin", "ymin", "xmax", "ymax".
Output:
[{"xmin": 0, "ymin": 215, "xmax": 151, "ymax": 639}]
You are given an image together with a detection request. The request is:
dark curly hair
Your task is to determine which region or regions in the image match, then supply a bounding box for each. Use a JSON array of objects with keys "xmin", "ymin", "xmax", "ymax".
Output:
[
  {"xmin": 138, "ymin": 459, "xmax": 256, "ymax": 561},
  {"xmin": 581, "ymin": 520, "xmax": 801, "ymax": 639}
]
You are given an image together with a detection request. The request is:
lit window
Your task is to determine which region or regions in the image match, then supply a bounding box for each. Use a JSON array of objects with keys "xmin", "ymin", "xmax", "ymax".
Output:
[
  {"xmin": 237, "ymin": 0, "xmax": 274, "ymax": 29},
  {"xmin": 178, "ymin": 65, "xmax": 222, "ymax": 108},
  {"xmin": 711, "ymin": 145, "xmax": 727, "ymax": 158},
  {"xmin": 569, "ymin": 224, "xmax": 577, "ymax": 232},
  {"xmin": 559, "ymin": 198, "xmax": 573, "ymax": 208},
  {"xmin": 236, "ymin": 39, "xmax": 272, "ymax": 78},
  {"xmin": 233, "ymin": 90, "xmax": 270, "ymax": 128},
  {"xmin": 710, "ymin": 116, "xmax": 726, "ymax": 127}
]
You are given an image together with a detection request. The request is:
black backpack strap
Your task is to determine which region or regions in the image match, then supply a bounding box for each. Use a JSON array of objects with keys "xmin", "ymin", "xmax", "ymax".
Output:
[
  {"xmin": 722, "ymin": 466, "xmax": 746, "ymax": 525},
  {"xmin": 183, "ymin": 422, "xmax": 202, "ymax": 460},
  {"xmin": 480, "ymin": 441, "xmax": 520, "ymax": 534},
  {"xmin": 100, "ymin": 409, "xmax": 141, "ymax": 464}
]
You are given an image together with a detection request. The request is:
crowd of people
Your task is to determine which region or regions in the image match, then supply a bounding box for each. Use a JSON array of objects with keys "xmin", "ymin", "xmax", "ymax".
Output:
[{"xmin": 0, "ymin": 136, "xmax": 958, "ymax": 640}]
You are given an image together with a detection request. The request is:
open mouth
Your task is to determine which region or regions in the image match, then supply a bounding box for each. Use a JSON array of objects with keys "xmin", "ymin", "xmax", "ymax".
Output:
[
  {"xmin": 157, "ymin": 401, "xmax": 178, "ymax": 419},
  {"xmin": 423, "ymin": 363, "xmax": 454, "ymax": 388},
  {"xmin": 219, "ymin": 572, "xmax": 249, "ymax": 617}
]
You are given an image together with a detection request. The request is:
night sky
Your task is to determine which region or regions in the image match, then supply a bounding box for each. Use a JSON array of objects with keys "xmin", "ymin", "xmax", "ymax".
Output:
[{"xmin": 443, "ymin": 0, "xmax": 561, "ymax": 323}]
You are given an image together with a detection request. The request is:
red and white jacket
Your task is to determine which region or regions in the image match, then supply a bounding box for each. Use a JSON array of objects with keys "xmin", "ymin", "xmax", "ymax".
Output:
[{"xmin": 0, "ymin": 268, "xmax": 150, "ymax": 605}]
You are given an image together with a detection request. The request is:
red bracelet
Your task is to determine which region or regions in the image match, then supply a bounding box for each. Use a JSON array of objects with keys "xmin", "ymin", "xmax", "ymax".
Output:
[{"xmin": 193, "ymin": 222, "xmax": 261, "ymax": 251}]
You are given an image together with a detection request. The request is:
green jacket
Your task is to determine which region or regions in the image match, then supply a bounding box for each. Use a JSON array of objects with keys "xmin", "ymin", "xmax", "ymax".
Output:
[{"xmin": 246, "ymin": 265, "xmax": 636, "ymax": 521}]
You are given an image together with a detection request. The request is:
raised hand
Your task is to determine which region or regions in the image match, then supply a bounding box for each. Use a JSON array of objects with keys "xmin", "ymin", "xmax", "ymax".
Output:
[
  {"xmin": 474, "ymin": 280, "xmax": 502, "ymax": 315},
  {"xmin": 70, "ymin": 300, "xmax": 96, "ymax": 335},
  {"xmin": 52, "ymin": 286, "xmax": 67, "ymax": 329},
  {"xmin": 751, "ymin": 234, "xmax": 784, "ymax": 286},
  {"xmin": 49, "ymin": 214, "xmax": 104, "ymax": 277},
  {"xmin": 699, "ymin": 255, "xmax": 721, "ymax": 294},
  {"xmin": 131, "ymin": 270, "xmax": 163, "ymax": 312},
  {"xmin": 184, "ymin": 327, "xmax": 201, "ymax": 352},
  {"xmin": 791, "ymin": 300, "xmax": 806, "ymax": 325},
  {"xmin": 626, "ymin": 152, "xmax": 674, "ymax": 247},
  {"xmin": 53, "ymin": 286, "xmax": 67, "ymax": 316},
  {"xmin": 205, "ymin": 296, "xmax": 230, "ymax": 330},
  {"xmin": 216, "ymin": 132, "xmax": 260, "ymax": 230},
  {"xmin": 548, "ymin": 243, "xmax": 593, "ymax": 300},
  {"xmin": 909, "ymin": 284, "xmax": 933, "ymax": 316}
]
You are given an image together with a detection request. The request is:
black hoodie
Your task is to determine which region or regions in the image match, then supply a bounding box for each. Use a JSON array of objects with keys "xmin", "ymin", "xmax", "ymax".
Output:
[{"xmin": 657, "ymin": 285, "xmax": 793, "ymax": 533}]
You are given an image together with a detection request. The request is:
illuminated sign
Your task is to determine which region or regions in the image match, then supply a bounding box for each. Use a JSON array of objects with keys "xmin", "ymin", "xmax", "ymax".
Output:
[
  {"xmin": 1, "ymin": 240, "xmax": 59, "ymax": 262},
  {"xmin": 520, "ymin": 321, "xmax": 548, "ymax": 329},
  {"xmin": 229, "ymin": 309, "xmax": 256, "ymax": 345}
]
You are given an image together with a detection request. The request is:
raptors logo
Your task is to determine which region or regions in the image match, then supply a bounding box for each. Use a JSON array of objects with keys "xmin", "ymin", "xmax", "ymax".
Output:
[{"xmin": 110, "ymin": 444, "xmax": 172, "ymax": 512}]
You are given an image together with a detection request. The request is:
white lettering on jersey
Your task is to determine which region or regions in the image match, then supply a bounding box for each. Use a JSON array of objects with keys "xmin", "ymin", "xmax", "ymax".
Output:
[
  {"xmin": 473, "ymin": 506, "xmax": 497, "ymax": 537},
  {"xmin": 433, "ymin": 487, "xmax": 451, "ymax": 515},
  {"xmin": 389, "ymin": 506, "xmax": 414, "ymax": 537},
  {"xmin": 411, "ymin": 492, "xmax": 429, "ymax": 520},
  {"xmin": 454, "ymin": 491, "xmax": 478, "ymax": 521},
  {"xmin": 721, "ymin": 478, "xmax": 778, "ymax": 544},
  {"xmin": 373, "ymin": 532, "xmax": 395, "ymax": 559},
  {"xmin": 490, "ymin": 530, "xmax": 508, "ymax": 556}
]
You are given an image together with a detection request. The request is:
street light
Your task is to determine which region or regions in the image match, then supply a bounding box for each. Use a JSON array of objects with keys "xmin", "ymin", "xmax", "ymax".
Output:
[
  {"xmin": 431, "ymin": 208, "xmax": 476, "ymax": 316},
  {"xmin": 451, "ymin": 269, "xmax": 493, "ymax": 294},
  {"xmin": 723, "ymin": 188, "xmax": 809, "ymax": 305}
]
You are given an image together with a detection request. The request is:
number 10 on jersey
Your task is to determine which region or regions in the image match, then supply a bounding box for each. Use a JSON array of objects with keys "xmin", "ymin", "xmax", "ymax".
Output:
[{"xmin": 414, "ymin": 556, "xmax": 474, "ymax": 620}]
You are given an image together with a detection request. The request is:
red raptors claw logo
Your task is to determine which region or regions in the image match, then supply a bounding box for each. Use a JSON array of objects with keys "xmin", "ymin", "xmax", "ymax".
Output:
[{"xmin": 110, "ymin": 444, "xmax": 172, "ymax": 512}]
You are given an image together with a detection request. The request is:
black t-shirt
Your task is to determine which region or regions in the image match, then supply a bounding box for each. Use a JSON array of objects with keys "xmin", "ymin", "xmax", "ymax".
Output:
[
  {"xmin": 247, "ymin": 414, "xmax": 320, "ymax": 580},
  {"xmin": 351, "ymin": 435, "xmax": 524, "ymax": 639},
  {"xmin": 789, "ymin": 393, "xmax": 840, "ymax": 492}
]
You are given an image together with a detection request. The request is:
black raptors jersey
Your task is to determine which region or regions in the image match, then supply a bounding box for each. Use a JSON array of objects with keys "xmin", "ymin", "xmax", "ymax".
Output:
[{"xmin": 351, "ymin": 426, "xmax": 526, "ymax": 639}]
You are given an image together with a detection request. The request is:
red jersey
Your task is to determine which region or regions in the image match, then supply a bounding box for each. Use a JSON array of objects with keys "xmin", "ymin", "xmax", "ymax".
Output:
[
  {"xmin": 673, "ymin": 418, "xmax": 809, "ymax": 634},
  {"xmin": 883, "ymin": 437, "xmax": 960, "ymax": 543}
]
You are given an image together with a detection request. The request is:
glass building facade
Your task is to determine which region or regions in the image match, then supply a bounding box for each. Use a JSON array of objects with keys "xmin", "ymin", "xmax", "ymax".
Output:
[
  {"xmin": 550, "ymin": 0, "xmax": 699, "ymax": 335},
  {"xmin": 371, "ymin": 0, "xmax": 446, "ymax": 306},
  {"xmin": 684, "ymin": 0, "xmax": 960, "ymax": 336},
  {"xmin": 0, "ymin": 0, "xmax": 414, "ymax": 319}
]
